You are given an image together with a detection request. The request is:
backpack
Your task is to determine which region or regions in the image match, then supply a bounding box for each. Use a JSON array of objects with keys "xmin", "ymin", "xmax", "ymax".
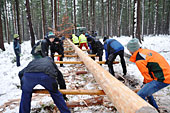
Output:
[{"xmin": 31, "ymin": 41, "xmax": 42, "ymax": 55}]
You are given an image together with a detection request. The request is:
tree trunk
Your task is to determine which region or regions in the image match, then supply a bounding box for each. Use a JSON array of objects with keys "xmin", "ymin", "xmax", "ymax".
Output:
[
  {"xmin": 153, "ymin": 0, "xmax": 158, "ymax": 35},
  {"xmin": 90, "ymin": 0, "xmax": 92, "ymax": 31},
  {"xmin": 4, "ymin": 0, "xmax": 10, "ymax": 44},
  {"xmin": 21, "ymin": 10, "xmax": 25, "ymax": 41},
  {"xmin": 101, "ymin": 0, "xmax": 104, "ymax": 37},
  {"xmin": 141, "ymin": 0, "xmax": 144, "ymax": 40},
  {"xmin": 132, "ymin": 0, "xmax": 137, "ymax": 38},
  {"xmin": 73, "ymin": 0, "xmax": 77, "ymax": 31},
  {"xmin": 128, "ymin": 0, "xmax": 132, "ymax": 37},
  {"xmin": 161, "ymin": 0, "xmax": 165, "ymax": 34},
  {"xmin": 51, "ymin": 0, "xmax": 53, "ymax": 27},
  {"xmin": 110, "ymin": 0, "xmax": 113, "ymax": 36},
  {"xmin": 107, "ymin": 0, "xmax": 110, "ymax": 36},
  {"xmin": 57, "ymin": 0, "xmax": 60, "ymax": 25},
  {"xmin": 0, "ymin": 9, "xmax": 5, "ymax": 51},
  {"xmin": 117, "ymin": 0, "xmax": 120, "ymax": 37},
  {"xmin": 54, "ymin": 0, "xmax": 57, "ymax": 30},
  {"xmin": 92, "ymin": 0, "xmax": 95, "ymax": 32},
  {"xmin": 82, "ymin": 0, "xmax": 85, "ymax": 27},
  {"xmin": 41, "ymin": 0, "xmax": 46, "ymax": 37},
  {"xmin": 86, "ymin": 0, "xmax": 89, "ymax": 31},
  {"xmin": 25, "ymin": 0, "xmax": 35, "ymax": 47},
  {"xmin": 136, "ymin": 0, "xmax": 141, "ymax": 43},
  {"xmin": 15, "ymin": 0, "xmax": 22, "ymax": 43}
]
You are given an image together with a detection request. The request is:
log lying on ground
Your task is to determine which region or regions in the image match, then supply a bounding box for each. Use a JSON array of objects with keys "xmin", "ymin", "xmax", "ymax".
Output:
[
  {"xmin": 67, "ymin": 39, "xmax": 158, "ymax": 113},
  {"xmin": 66, "ymin": 97, "xmax": 103, "ymax": 108},
  {"xmin": 76, "ymin": 71, "xmax": 88, "ymax": 75},
  {"xmin": 64, "ymin": 49, "xmax": 90, "ymax": 53},
  {"xmin": 54, "ymin": 54, "xmax": 97, "ymax": 57},
  {"xmin": 33, "ymin": 89, "xmax": 105, "ymax": 95},
  {"xmin": 55, "ymin": 61, "xmax": 119, "ymax": 64}
]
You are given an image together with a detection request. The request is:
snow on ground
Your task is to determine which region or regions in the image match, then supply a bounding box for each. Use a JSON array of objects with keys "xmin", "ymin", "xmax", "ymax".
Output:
[{"xmin": 0, "ymin": 35, "xmax": 170, "ymax": 112}]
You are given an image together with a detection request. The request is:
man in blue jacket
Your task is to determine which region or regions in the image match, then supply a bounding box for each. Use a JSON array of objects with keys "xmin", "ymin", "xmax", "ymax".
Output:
[
  {"xmin": 103, "ymin": 37, "xmax": 127, "ymax": 76},
  {"xmin": 18, "ymin": 56, "xmax": 70, "ymax": 113}
]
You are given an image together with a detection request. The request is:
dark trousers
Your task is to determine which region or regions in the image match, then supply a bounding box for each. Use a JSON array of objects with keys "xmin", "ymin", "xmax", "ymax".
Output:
[
  {"xmin": 107, "ymin": 50, "xmax": 127, "ymax": 76},
  {"xmin": 15, "ymin": 53, "xmax": 21, "ymax": 67},
  {"xmin": 51, "ymin": 53, "xmax": 64, "ymax": 67},
  {"xmin": 19, "ymin": 72, "xmax": 70, "ymax": 113},
  {"xmin": 91, "ymin": 51, "xmax": 103, "ymax": 65}
]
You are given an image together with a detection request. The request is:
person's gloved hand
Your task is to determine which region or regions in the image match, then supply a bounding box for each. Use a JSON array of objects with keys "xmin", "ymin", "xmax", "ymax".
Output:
[
  {"xmin": 61, "ymin": 53, "xmax": 64, "ymax": 57},
  {"xmin": 105, "ymin": 60, "xmax": 109, "ymax": 64},
  {"xmin": 63, "ymin": 95, "xmax": 69, "ymax": 101}
]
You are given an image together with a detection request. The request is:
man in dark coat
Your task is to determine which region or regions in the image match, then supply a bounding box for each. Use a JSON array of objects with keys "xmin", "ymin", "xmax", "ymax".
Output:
[
  {"xmin": 13, "ymin": 34, "xmax": 21, "ymax": 67},
  {"xmin": 103, "ymin": 37, "xmax": 127, "ymax": 76},
  {"xmin": 87, "ymin": 38, "xmax": 103, "ymax": 62},
  {"xmin": 18, "ymin": 56, "xmax": 70, "ymax": 113},
  {"xmin": 31, "ymin": 32, "xmax": 55, "ymax": 59},
  {"xmin": 50, "ymin": 37, "xmax": 64, "ymax": 67}
]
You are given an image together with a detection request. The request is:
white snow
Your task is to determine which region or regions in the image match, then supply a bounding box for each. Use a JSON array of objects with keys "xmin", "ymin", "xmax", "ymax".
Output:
[{"xmin": 0, "ymin": 35, "xmax": 170, "ymax": 112}]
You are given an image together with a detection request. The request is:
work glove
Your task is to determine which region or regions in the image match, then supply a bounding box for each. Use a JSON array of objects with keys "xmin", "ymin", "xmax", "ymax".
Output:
[
  {"xmin": 63, "ymin": 95, "xmax": 69, "ymax": 101},
  {"xmin": 61, "ymin": 53, "xmax": 64, "ymax": 58}
]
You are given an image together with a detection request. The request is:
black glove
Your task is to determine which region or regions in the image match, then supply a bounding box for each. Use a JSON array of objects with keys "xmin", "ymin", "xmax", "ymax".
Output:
[
  {"xmin": 105, "ymin": 60, "xmax": 109, "ymax": 64},
  {"xmin": 61, "ymin": 53, "xmax": 64, "ymax": 58},
  {"xmin": 63, "ymin": 95, "xmax": 69, "ymax": 101}
]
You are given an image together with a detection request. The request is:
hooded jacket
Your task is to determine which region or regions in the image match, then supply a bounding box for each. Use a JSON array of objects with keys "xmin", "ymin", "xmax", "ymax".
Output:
[{"xmin": 130, "ymin": 48, "xmax": 170, "ymax": 84}]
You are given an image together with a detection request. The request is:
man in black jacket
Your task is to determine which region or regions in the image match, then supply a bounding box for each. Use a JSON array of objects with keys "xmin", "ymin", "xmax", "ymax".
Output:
[
  {"xmin": 31, "ymin": 32, "xmax": 55, "ymax": 59},
  {"xmin": 87, "ymin": 38, "xmax": 103, "ymax": 62},
  {"xmin": 18, "ymin": 56, "xmax": 70, "ymax": 113},
  {"xmin": 50, "ymin": 37, "xmax": 64, "ymax": 67}
]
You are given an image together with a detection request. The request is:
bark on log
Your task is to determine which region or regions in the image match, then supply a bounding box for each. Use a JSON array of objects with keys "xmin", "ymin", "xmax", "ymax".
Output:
[
  {"xmin": 67, "ymin": 39, "xmax": 158, "ymax": 113},
  {"xmin": 55, "ymin": 61, "xmax": 119, "ymax": 64},
  {"xmin": 33, "ymin": 89, "xmax": 105, "ymax": 95}
]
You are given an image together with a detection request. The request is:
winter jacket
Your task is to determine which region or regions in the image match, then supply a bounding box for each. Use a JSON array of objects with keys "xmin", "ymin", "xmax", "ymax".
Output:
[
  {"xmin": 19, "ymin": 56, "xmax": 66, "ymax": 89},
  {"xmin": 89, "ymin": 38, "xmax": 103, "ymax": 55},
  {"xmin": 72, "ymin": 34, "xmax": 79, "ymax": 44},
  {"xmin": 41, "ymin": 39, "xmax": 51, "ymax": 57},
  {"xmin": 130, "ymin": 48, "xmax": 170, "ymax": 84},
  {"xmin": 79, "ymin": 34, "xmax": 87, "ymax": 43},
  {"xmin": 13, "ymin": 39, "xmax": 21, "ymax": 55},
  {"xmin": 104, "ymin": 39, "xmax": 124, "ymax": 60},
  {"xmin": 50, "ymin": 38, "xmax": 64, "ymax": 56}
]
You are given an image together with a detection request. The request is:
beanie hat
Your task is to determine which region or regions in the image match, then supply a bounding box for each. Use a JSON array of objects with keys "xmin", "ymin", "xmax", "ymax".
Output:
[
  {"xmin": 103, "ymin": 37, "xmax": 108, "ymax": 42},
  {"xmin": 127, "ymin": 38, "xmax": 140, "ymax": 53},
  {"xmin": 14, "ymin": 34, "xmax": 19, "ymax": 38},
  {"xmin": 47, "ymin": 32, "xmax": 56, "ymax": 39}
]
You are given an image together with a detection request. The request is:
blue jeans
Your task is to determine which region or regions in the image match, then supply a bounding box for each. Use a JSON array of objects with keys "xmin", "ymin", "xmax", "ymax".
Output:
[
  {"xmin": 19, "ymin": 72, "xmax": 70, "ymax": 113},
  {"xmin": 137, "ymin": 80, "xmax": 169, "ymax": 109},
  {"xmin": 15, "ymin": 53, "xmax": 20, "ymax": 67}
]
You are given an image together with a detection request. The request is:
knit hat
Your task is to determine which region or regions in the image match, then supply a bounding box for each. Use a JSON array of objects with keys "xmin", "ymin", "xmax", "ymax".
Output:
[
  {"xmin": 47, "ymin": 32, "xmax": 56, "ymax": 39},
  {"xmin": 103, "ymin": 37, "xmax": 108, "ymax": 42},
  {"xmin": 14, "ymin": 34, "xmax": 19, "ymax": 38},
  {"xmin": 127, "ymin": 38, "xmax": 140, "ymax": 53}
]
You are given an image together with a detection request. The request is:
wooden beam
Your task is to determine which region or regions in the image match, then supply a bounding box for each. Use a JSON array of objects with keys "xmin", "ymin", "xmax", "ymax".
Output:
[
  {"xmin": 54, "ymin": 54, "xmax": 98, "ymax": 57},
  {"xmin": 33, "ymin": 89, "xmax": 105, "ymax": 95},
  {"xmin": 67, "ymin": 39, "xmax": 158, "ymax": 113},
  {"xmin": 64, "ymin": 49, "xmax": 90, "ymax": 53},
  {"xmin": 55, "ymin": 61, "xmax": 119, "ymax": 64}
]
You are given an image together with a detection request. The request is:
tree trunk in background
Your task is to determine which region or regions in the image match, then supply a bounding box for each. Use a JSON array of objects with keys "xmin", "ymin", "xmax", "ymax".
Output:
[
  {"xmin": 117, "ymin": 0, "xmax": 120, "ymax": 37},
  {"xmin": 51, "ymin": 0, "xmax": 53, "ymax": 27},
  {"xmin": 12, "ymin": 3, "xmax": 17, "ymax": 34},
  {"xmin": 57, "ymin": 0, "xmax": 60, "ymax": 25},
  {"xmin": 107, "ymin": 0, "xmax": 110, "ymax": 36},
  {"xmin": 3, "ymin": 6, "xmax": 7, "ymax": 41},
  {"xmin": 15, "ymin": 0, "xmax": 22, "ymax": 43},
  {"xmin": 153, "ymin": 0, "xmax": 158, "ymax": 35},
  {"xmin": 5, "ymin": 0, "xmax": 10, "ymax": 44},
  {"xmin": 54, "ymin": 0, "xmax": 57, "ymax": 30},
  {"xmin": 21, "ymin": 10, "xmax": 25, "ymax": 41},
  {"xmin": 26, "ymin": 0, "xmax": 35, "ymax": 47},
  {"xmin": 86, "ymin": 0, "xmax": 89, "ymax": 31},
  {"xmin": 147, "ymin": 0, "xmax": 150, "ymax": 35},
  {"xmin": 136, "ymin": 0, "xmax": 141, "ymax": 43},
  {"xmin": 128, "ymin": 0, "xmax": 132, "ymax": 37},
  {"xmin": 132, "ymin": 0, "xmax": 137, "ymax": 38},
  {"xmin": 161, "ymin": 0, "xmax": 165, "ymax": 34},
  {"xmin": 92, "ymin": 0, "xmax": 95, "ymax": 32},
  {"xmin": 0, "ymin": 9, "xmax": 5, "ymax": 51},
  {"xmin": 41, "ymin": 0, "xmax": 46, "ymax": 37},
  {"xmin": 141, "ymin": 0, "xmax": 144, "ymax": 40},
  {"xmin": 73, "ymin": 0, "xmax": 77, "ymax": 31},
  {"xmin": 82, "ymin": 0, "xmax": 85, "ymax": 27},
  {"xmin": 90, "ymin": 0, "xmax": 92, "ymax": 31},
  {"xmin": 101, "ymin": 0, "xmax": 104, "ymax": 37},
  {"xmin": 110, "ymin": 0, "xmax": 113, "ymax": 36}
]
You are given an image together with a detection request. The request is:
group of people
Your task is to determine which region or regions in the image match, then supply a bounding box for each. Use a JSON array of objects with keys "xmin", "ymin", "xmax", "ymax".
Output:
[{"xmin": 13, "ymin": 32, "xmax": 170, "ymax": 113}]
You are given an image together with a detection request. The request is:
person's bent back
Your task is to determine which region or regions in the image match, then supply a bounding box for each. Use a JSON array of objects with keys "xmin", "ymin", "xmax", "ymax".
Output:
[{"xmin": 18, "ymin": 56, "xmax": 70, "ymax": 113}]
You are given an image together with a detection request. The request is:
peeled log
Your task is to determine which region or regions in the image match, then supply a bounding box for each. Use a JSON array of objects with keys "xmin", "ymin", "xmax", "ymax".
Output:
[
  {"xmin": 54, "ymin": 54, "xmax": 97, "ymax": 57},
  {"xmin": 64, "ymin": 49, "xmax": 90, "ymax": 53},
  {"xmin": 67, "ymin": 39, "xmax": 158, "ymax": 113},
  {"xmin": 76, "ymin": 71, "xmax": 88, "ymax": 75},
  {"xmin": 55, "ymin": 61, "xmax": 119, "ymax": 64},
  {"xmin": 33, "ymin": 89, "xmax": 105, "ymax": 95},
  {"xmin": 66, "ymin": 97, "xmax": 103, "ymax": 108}
]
